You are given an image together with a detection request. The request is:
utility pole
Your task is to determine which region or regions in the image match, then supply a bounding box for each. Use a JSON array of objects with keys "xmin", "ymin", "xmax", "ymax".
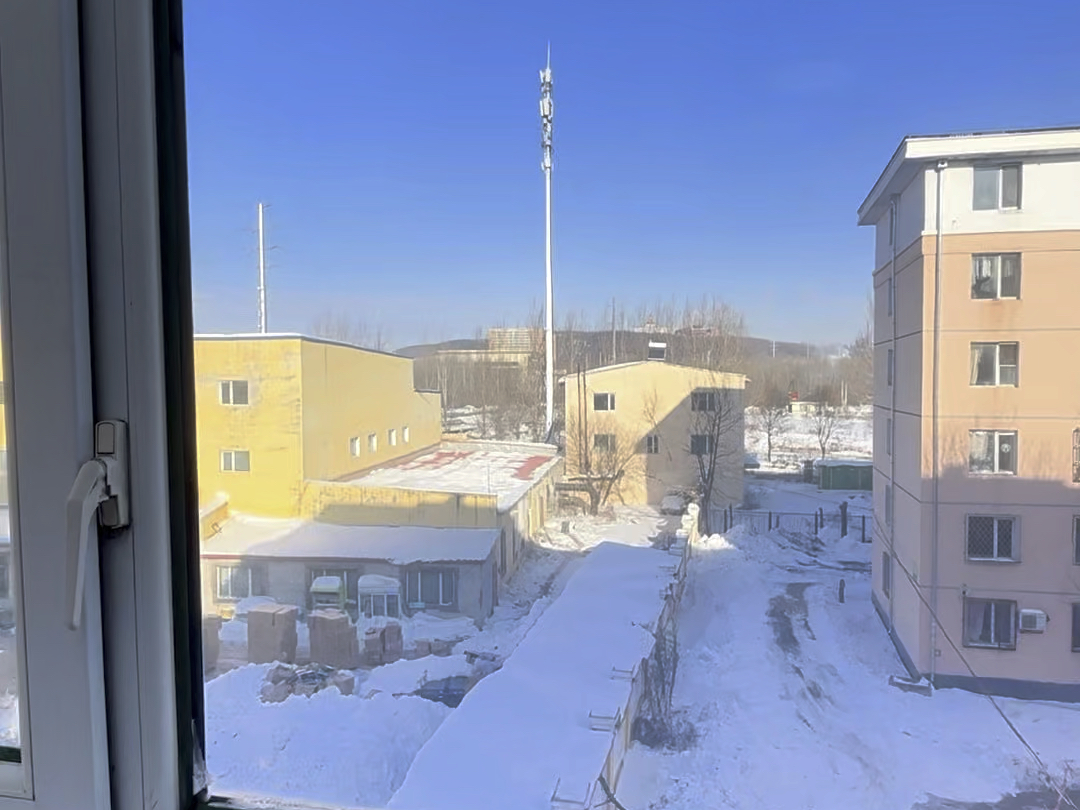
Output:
[
  {"xmin": 257, "ymin": 202, "xmax": 268, "ymax": 333},
  {"xmin": 540, "ymin": 47, "xmax": 555, "ymax": 437}
]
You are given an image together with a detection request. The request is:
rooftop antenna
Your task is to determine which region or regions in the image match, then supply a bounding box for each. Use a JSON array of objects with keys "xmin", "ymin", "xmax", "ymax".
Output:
[
  {"xmin": 540, "ymin": 45, "xmax": 555, "ymax": 437},
  {"xmin": 257, "ymin": 202, "xmax": 268, "ymax": 333}
]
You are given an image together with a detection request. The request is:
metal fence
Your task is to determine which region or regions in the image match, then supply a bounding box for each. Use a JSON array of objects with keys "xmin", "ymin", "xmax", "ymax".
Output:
[{"xmin": 708, "ymin": 503, "xmax": 870, "ymax": 542}]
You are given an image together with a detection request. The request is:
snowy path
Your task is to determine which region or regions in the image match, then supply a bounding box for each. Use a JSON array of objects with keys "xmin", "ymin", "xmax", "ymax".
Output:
[{"xmin": 620, "ymin": 525, "xmax": 1079, "ymax": 810}]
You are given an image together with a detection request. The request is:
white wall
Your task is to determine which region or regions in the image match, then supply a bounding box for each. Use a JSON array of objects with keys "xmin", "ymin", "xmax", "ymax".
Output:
[
  {"xmin": 924, "ymin": 156, "xmax": 1080, "ymax": 235},
  {"xmin": 873, "ymin": 169, "xmax": 926, "ymax": 270}
]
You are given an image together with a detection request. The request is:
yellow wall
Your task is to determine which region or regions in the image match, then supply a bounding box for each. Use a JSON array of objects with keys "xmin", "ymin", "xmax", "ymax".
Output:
[
  {"xmin": 299, "ymin": 339, "xmax": 441, "ymax": 481},
  {"xmin": 195, "ymin": 335, "xmax": 442, "ymax": 517},
  {"xmin": 299, "ymin": 480, "xmax": 499, "ymax": 527},
  {"xmin": 195, "ymin": 337, "xmax": 306, "ymax": 517},
  {"xmin": 563, "ymin": 362, "xmax": 745, "ymax": 506}
]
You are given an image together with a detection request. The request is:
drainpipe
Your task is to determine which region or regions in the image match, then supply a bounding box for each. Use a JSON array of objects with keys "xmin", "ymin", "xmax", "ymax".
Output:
[
  {"xmin": 929, "ymin": 160, "xmax": 947, "ymax": 688},
  {"xmin": 888, "ymin": 194, "xmax": 899, "ymax": 634}
]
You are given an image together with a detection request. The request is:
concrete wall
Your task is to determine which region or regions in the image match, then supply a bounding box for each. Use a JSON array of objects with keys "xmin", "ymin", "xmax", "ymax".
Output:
[
  {"xmin": 563, "ymin": 363, "xmax": 745, "ymax": 507},
  {"xmin": 300, "ymin": 339, "xmax": 442, "ymax": 481},
  {"xmin": 300, "ymin": 480, "xmax": 500, "ymax": 527},
  {"xmin": 194, "ymin": 337, "xmax": 306, "ymax": 516}
]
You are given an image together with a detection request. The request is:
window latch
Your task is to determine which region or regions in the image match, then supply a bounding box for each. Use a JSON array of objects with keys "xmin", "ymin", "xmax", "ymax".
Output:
[{"xmin": 66, "ymin": 420, "xmax": 130, "ymax": 630}]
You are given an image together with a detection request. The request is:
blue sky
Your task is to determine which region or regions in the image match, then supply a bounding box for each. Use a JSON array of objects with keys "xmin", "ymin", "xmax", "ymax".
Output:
[{"xmin": 184, "ymin": 0, "xmax": 1080, "ymax": 349}]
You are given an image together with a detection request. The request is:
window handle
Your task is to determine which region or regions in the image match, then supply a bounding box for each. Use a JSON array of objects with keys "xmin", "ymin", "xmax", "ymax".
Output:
[{"xmin": 66, "ymin": 420, "xmax": 130, "ymax": 630}]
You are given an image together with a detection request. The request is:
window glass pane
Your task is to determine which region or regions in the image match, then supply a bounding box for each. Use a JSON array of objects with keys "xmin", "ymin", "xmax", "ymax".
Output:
[
  {"xmin": 1001, "ymin": 165, "xmax": 1021, "ymax": 208},
  {"xmin": 232, "ymin": 380, "xmax": 249, "ymax": 405},
  {"xmin": 966, "ymin": 599, "xmax": 993, "ymax": 645},
  {"xmin": 971, "ymin": 256, "xmax": 997, "ymax": 298},
  {"xmin": 1072, "ymin": 604, "xmax": 1080, "ymax": 651},
  {"xmin": 999, "ymin": 254, "xmax": 1021, "ymax": 297},
  {"xmin": 969, "ymin": 431, "xmax": 993, "ymax": 473},
  {"xmin": 220, "ymin": 380, "xmax": 231, "ymax": 403},
  {"xmin": 994, "ymin": 601, "xmax": 1014, "ymax": 646},
  {"xmin": 971, "ymin": 344, "xmax": 995, "ymax": 385},
  {"xmin": 420, "ymin": 571, "xmax": 440, "ymax": 604},
  {"xmin": 386, "ymin": 594, "xmax": 399, "ymax": 618},
  {"xmin": 441, "ymin": 572, "xmax": 456, "ymax": 605},
  {"xmin": 973, "ymin": 167, "xmax": 1000, "ymax": 209},
  {"xmin": 1075, "ymin": 517, "xmax": 1080, "ymax": 565},
  {"xmin": 997, "ymin": 433, "xmax": 1016, "ymax": 473},
  {"xmin": 234, "ymin": 451, "xmax": 250, "ymax": 472},
  {"xmin": 967, "ymin": 516, "xmax": 995, "ymax": 558},
  {"xmin": 996, "ymin": 519, "xmax": 1013, "ymax": 559}
]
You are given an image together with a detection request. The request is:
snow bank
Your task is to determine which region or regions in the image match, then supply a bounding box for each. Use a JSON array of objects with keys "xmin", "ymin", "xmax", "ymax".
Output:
[
  {"xmin": 205, "ymin": 663, "xmax": 451, "ymax": 807},
  {"xmin": 359, "ymin": 654, "xmax": 474, "ymax": 697}
]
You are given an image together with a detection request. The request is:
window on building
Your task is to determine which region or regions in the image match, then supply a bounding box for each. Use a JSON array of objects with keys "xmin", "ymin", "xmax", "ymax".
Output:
[
  {"xmin": 388, "ymin": 428, "xmax": 397, "ymax": 447},
  {"xmin": 966, "ymin": 516, "xmax": 1017, "ymax": 561},
  {"xmin": 690, "ymin": 434, "xmax": 712, "ymax": 455},
  {"xmin": 886, "ymin": 418, "xmax": 892, "ymax": 456},
  {"xmin": 645, "ymin": 434, "xmax": 660, "ymax": 454},
  {"xmin": 970, "ymin": 342, "xmax": 1019, "ymax": 386},
  {"xmin": 887, "ymin": 205, "xmax": 895, "ymax": 246},
  {"xmin": 973, "ymin": 164, "xmax": 1021, "ymax": 211},
  {"xmin": 220, "ymin": 449, "xmax": 251, "ymax": 472},
  {"xmin": 593, "ymin": 393, "xmax": 615, "ymax": 411},
  {"xmin": 972, "ymin": 253, "xmax": 1021, "ymax": 300},
  {"xmin": 215, "ymin": 564, "xmax": 268, "ymax": 601},
  {"xmin": 969, "ymin": 430, "xmax": 1017, "ymax": 475},
  {"xmin": 406, "ymin": 569, "xmax": 456, "ymax": 608},
  {"xmin": 884, "ymin": 484, "xmax": 893, "ymax": 526},
  {"xmin": 887, "ymin": 276, "xmax": 894, "ymax": 317},
  {"xmin": 1073, "ymin": 516, "xmax": 1080, "ymax": 565},
  {"xmin": 360, "ymin": 593, "xmax": 400, "ymax": 619},
  {"xmin": 349, "ymin": 436, "xmax": 361, "ymax": 457},
  {"xmin": 368, "ymin": 433, "xmax": 377, "ymax": 452},
  {"xmin": 887, "ymin": 348, "xmax": 894, "ymax": 386},
  {"xmin": 963, "ymin": 597, "xmax": 1016, "ymax": 649},
  {"xmin": 403, "ymin": 426, "xmax": 410, "ymax": 443},
  {"xmin": 881, "ymin": 552, "xmax": 891, "ymax": 597},
  {"xmin": 647, "ymin": 342, "xmax": 667, "ymax": 361},
  {"xmin": 593, "ymin": 433, "xmax": 614, "ymax": 452},
  {"xmin": 1073, "ymin": 604, "xmax": 1080, "ymax": 652},
  {"xmin": 691, "ymin": 390, "xmax": 719, "ymax": 412},
  {"xmin": 219, "ymin": 379, "xmax": 249, "ymax": 405}
]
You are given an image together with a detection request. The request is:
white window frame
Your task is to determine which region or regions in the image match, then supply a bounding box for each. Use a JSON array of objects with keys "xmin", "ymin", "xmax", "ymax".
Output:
[
  {"xmin": 969, "ymin": 342, "xmax": 1019, "ymax": 387},
  {"xmin": 973, "ymin": 164, "xmax": 1021, "ymax": 211},
  {"xmin": 593, "ymin": 393, "xmax": 615, "ymax": 411},
  {"xmin": 965, "ymin": 515, "xmax": 1019, "ymax": 562},
  {"xmin": 645, "ymin": 434, "xmax": 660, "ymax": 455},
  {"xmin": 969, "ymin": 430, "xmax": 1018, "ymax": 475},
  {"xmin": 215, "ymin": 564, "xmax": 253, "ymax": 601},
  {"xmin": 406, "ymin": 569, "xmax": 455, "ymax": 608},
  {"xmin": 349, "ymin": 436, "xmax": 361, "ymax": 457},
  {"xmin": 388, "ymin": 428, "xmax": 397, "ymax": 447},
  {"xmin": 218, "ymin": 379, "xmax": 249, "ymax": 406},
  {"xmin": 403, "ymin": 426, "xmax": 410, "ymax": 444},
  {"xmin": 220, "ymin": 449, "xmax": 250, "ymax": 472},
  {"xmin": 971, "ymin": 253, "xmax": 1021, "ymax": 300}
]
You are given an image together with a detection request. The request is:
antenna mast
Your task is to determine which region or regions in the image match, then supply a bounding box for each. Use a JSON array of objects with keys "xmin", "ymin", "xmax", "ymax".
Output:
[
  {"xmin": 540, "ymin": 46, "xmax": 555, "ymax": 437},
  {"xmin": 257, "ymin": 202, "xmax": 268, "ymax": 333}
]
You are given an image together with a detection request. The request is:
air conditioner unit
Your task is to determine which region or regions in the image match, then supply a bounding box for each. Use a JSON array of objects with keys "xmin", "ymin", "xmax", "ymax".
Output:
[{"xmin": 1019, "ymin": 609, "xmax": 1048, "ymax": 633}]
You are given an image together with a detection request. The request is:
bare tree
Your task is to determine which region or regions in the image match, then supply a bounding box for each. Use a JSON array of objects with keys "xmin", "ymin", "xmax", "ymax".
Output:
[
  {"xmin": 810, "ymin": 403, "xmax": 838, "ymax": 459},
  {"xmin": 310, "ymin": 310, "xmax": 388, "ymax": 351},
  {"xmin": 563, "ymin": 369, "xmax": 642, "ymax": 514},
  {"xmin": 686, "ymin": 384, "xmax": 744, "ymax": 534},
  {"xmin": 842, "ymin": 291, "xmax": 874, "ymax": 406}
]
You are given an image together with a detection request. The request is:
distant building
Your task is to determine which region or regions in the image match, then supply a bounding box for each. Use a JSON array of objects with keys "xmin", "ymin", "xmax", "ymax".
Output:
[
  {"xmin": 859, "ymin": 127, "xmax": 1080, "ymax": 700},
  {"xmin": 562, "ymin": 360, "xmax": 746, "ymax": 507},
  {"xmin": 194, "ymin": 333, "xmax": 442, "ymax": 517}
]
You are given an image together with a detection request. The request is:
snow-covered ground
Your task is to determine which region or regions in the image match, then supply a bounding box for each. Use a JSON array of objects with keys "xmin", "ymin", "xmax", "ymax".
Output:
[
  {"xmin": 619, "ymin": 506, "xmax": 1078, "ymax": 809},
  {"xmin": 746, "ymin": 406, "xmax": 873, "ymax": 471},
  {"xmin": 204, "ymin": 505, "xmax": 669, "ymax": 807}
]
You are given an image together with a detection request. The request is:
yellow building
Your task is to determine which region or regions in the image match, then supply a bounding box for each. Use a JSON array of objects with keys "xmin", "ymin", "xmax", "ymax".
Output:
[
  {"xmin": 195, "ymin": 334, "xmax": 442, "ymax": 517},
  {"xmin": 562, "ymin": 360, "xmax": 746, "ymax": 508}
]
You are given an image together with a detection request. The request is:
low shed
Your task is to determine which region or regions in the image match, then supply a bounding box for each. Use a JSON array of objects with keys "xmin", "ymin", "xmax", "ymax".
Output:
[{"xmin": 817, "ymin": 459, "xmax": 873, "ymax": 491}]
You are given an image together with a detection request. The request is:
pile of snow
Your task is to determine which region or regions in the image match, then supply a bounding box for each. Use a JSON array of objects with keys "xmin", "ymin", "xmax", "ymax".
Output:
[
  {"xmin": 619, "ymin": 499, "xmax": 1078, "ymax": 810},
  {"xmin": 205, "ymin": 663, "xmax": 451, "ymax": 808},
  {"xmin": 359, "ymin": 654, "xmax": 475, "ymax": 697}
]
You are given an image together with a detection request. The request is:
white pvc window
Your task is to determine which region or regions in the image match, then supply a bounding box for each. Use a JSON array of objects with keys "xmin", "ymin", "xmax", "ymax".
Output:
[
  {"xmin": 970, "ymin": 343, "xmax": 1019, "ymax": 387},
  {"xmin": 969, "ymin": 430, "xmax": 1017, "ymax": 475},
  {"xmin": 218, "ymin": 379, "xmax": 249, "ymax": 405},
  {"xmin": 349, "ymin": 436, "xmax": 361, "ymax": 457},
  {"xmin": 972, "ymin": 254, "xmax": 1021, "ymax": 299},
  {"xmin": 368, "ymin": 433, "xmax": 378, "ymax": 452},
  {"xmin": 220, "ymin": 449, "xmax": 250, "ymax": 472},
  {"xmin": 973, "ymin": 165, "xmax": 1021, "ymax": 211}
]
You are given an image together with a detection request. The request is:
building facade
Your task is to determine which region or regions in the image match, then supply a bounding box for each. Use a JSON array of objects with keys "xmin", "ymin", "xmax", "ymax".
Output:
[
  {"xmin": 860, "ymin": 128, "xmax": 1080, "ymax": 700},
  {"xmin": 195, "ymin": 334, "xmax": 442, "ymax": 516},
  {"xmin": 562, "ymin": 361, "xmax": 745, "ymax": 507}
]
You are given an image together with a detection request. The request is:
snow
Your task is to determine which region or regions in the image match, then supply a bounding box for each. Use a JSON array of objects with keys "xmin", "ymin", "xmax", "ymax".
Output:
[
  {"xmin": 618, "ymin": 488, "xmax": 1079, "ymax": 810},
  {"xmin": 746, "ymin": 407, "xmax": 873, "ymax": 471},
  {"xmin": 350, "ymin": 441, "xmax": 560, "ymax": 511},
  {"xmin": 204, "ymin": 663, "xmax": 451, "ymax": 808},
  {"xmin": 389, "ymin": 541, "xmax": 680, "ymax": 810},
  {"xmin": 358, "ymin": 654, "xmax": 475, "ymax": 698},
  {"xmin": 201, "ymin": 516, "xmax": 499, "ymax": 565},
  {"xmin": 309, "ymin": 575, "xmax": 341, "ymax": 591}
]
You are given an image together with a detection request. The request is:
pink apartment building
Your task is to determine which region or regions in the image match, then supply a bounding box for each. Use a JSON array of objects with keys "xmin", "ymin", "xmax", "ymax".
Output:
[{"xmin": 859, "ymin": 127, "xmax": 1080, "ymax": 700}]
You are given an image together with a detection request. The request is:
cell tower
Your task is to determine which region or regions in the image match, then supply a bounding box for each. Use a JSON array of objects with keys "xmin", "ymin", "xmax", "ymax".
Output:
[
  {"xmin": 257, "ymin": 202, "xmax": 268, "ymax": 333},
  {"xmin": 540, "ymin": 47, "xmax": 555, "ymax": 437}
]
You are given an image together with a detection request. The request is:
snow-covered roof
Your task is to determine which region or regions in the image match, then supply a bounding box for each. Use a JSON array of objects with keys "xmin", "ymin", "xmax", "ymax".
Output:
[
  {"xmin": 201, "ymin": 515, "xmax": 498, "ymax": 566},
  {"xmin": 357, "ymin": 574, "xmax": 400, "ymax": 593},
  {"xmin": 310, "ymin": 575, "xmax": 343, "ymax": 592},
  {"xmin": 390, "ymin": 541, "xmax": 678, "ymax": 810},
  {"xmin": 814, "ymin": 458, "xmax": 873, "ymax": 468},
  {"xmin": 349, "ymin": 441, "xmax": 560, "ymax": 512}
]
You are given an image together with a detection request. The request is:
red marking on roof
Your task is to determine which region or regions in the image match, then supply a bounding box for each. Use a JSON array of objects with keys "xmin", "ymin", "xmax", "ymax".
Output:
[
  {"xmin": 402, "ymin": 450, "xmax": 473, "ymax": 470},
  {"xmin": 513, "ymin": 455, "xmax": 550, "ymax": 481}
]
